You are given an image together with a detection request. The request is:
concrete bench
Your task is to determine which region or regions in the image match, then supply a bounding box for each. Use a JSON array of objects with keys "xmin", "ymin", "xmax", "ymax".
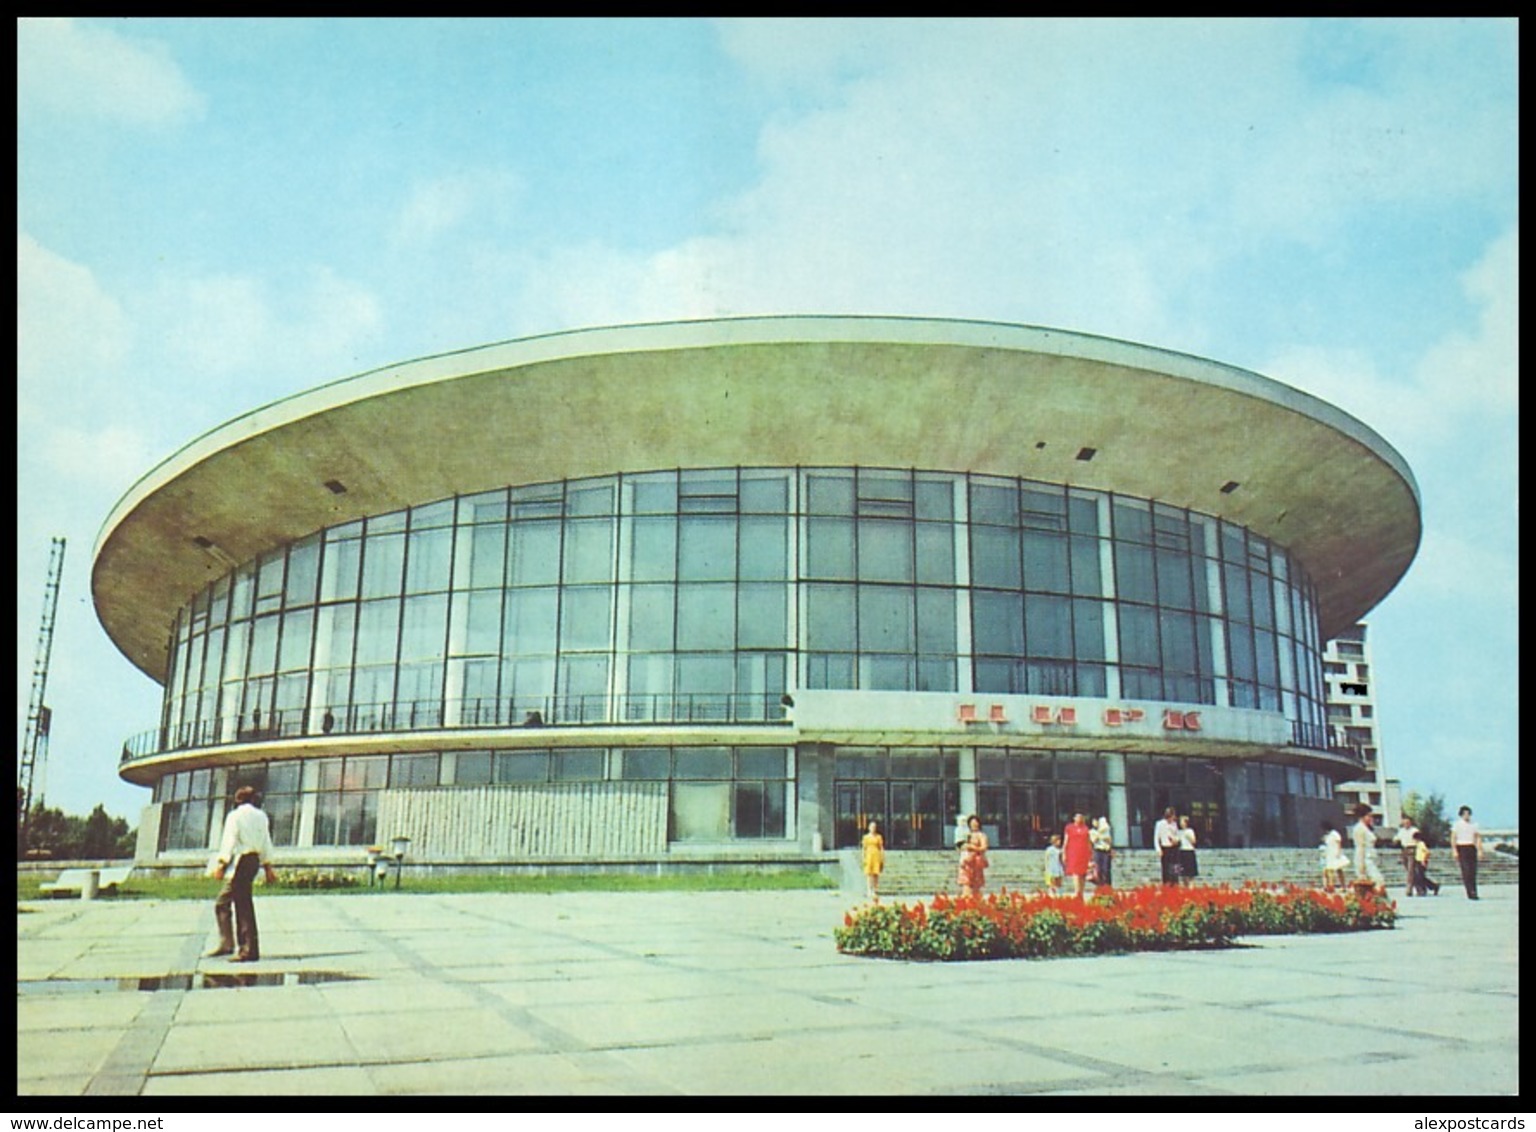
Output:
[{"xmin": 38, "ymin": 866, "xmax": 133, "ymax": 898}]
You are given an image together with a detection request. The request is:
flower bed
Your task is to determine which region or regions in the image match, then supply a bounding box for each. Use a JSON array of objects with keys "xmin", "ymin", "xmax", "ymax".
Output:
[
  {"xmin": 275, "ymin": 869, "xmax": 362, "ymax": 890},
  {"xmin": 835, "ymin": 884, "xmax": 1395, "ymax": 961}
]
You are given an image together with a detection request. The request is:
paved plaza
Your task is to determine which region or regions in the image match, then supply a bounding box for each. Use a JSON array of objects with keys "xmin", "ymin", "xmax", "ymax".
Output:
[{"xmin": 15, "ymin": 883, "xmax": 1519, "ymax": 1097}]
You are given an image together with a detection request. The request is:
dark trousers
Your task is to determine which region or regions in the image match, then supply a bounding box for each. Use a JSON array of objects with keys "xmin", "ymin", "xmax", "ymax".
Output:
[
  {"xmin": 214, "ymin": 852, "xmax": 262, "ymax": 958},
  {"xmin": 1411, "ymin": 860, "xmax": 1439, "ymax": 896},
  {"xmin": 1092, "ymin": 849, "xmax": 1112, "ymax": 888},
  {"xmin": 1160, "ymin": 849, "xmax": 1179, "ymax": 885},
  {"xmin": 1455, "ymin": 845, "xmax": 1479, "ymax": 899}
]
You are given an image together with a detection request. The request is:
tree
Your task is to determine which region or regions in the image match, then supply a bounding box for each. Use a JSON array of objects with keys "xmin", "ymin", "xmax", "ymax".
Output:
[
  {"xmin": 18, "ymin": 803, "xmax": 136, "ymax": 860},
  {"xmin": 1401, "ymin": 791, "xmax": 1452, "ymax": 846}
]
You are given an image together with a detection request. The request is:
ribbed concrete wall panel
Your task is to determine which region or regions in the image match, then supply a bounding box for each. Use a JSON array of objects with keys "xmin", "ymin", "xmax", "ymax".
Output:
[{"xmin": 377, "ymin": 783, "xmax": 668, "ymax": 859}]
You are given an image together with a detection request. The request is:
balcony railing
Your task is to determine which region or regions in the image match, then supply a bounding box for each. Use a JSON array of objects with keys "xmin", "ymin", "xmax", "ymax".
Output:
[
  {"xmin": 1288, "ymin": 720, "xmax": 1366, "ymax": 765},
  {"xmin": 121, "ymin": 693, "xmax": 792, "ymax": 765}
]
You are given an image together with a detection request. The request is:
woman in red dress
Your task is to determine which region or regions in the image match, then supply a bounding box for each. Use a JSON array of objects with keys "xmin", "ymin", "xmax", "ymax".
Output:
[
  {"xmin": 958, "ymin": 815, "xmax": 989, "ymax": 897},
  {"xmin": 1062, "ymin": 812, "xmax": 1093, "ymax": 900}
]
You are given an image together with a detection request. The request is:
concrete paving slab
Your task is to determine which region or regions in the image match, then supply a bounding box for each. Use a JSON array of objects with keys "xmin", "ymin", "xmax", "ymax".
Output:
[
  {"xmin": 337, "ymin": 1007, "xmax": 546, "ymax": 1061},
  {"xmin": 142, "ymin": 1065, "xmax": 378, "ymax": 1096},
  {"xmin": 152, "ymin": 1017, "xmax": 359, "ymax": 1073},
  {"xmin": 14, "ymin": 885, "xmax": 1519, "ymax": 1096}
]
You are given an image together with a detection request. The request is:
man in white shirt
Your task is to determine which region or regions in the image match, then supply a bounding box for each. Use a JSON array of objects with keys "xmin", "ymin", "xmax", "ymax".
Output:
[
  {"xmin": 1394, "ymin": 816, "xmax": 1420, "ymax": 893},
  {"xmin": 207, "ymin": 785, "xmax": 278, "ymax": 961},
  {"xmin": 1153, "ymin": 807, "xmax": 1180, "ymax": 886},
  {"xmin": 1450, "ymin": 805, "xmax": 1484, "ymax": 900}
]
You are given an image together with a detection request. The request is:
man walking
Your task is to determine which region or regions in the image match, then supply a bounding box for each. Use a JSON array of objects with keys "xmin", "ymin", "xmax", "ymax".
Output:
[
  {"xmin": 207, "ymin": 785, "xmax": 278, "ymax": 961},
  {"xmin": 1450, "ymin": 805, "xmax": 1484, "ymax": 900},
  {"xmin": 1394, "ymin": 815, "xmax": 1420, "ymax": 893}
]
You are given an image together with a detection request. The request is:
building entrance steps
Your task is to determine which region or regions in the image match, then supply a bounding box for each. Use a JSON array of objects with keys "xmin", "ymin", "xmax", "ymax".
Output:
[{"xmin": 863, "ymin": 847, "xmax": 1518, "ymax": 898}]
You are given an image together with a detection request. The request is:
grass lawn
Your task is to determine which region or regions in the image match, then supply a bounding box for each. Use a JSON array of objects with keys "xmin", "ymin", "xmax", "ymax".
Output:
[{"xmin": 17, "ymin": 868, "xmax": 836, "ymax": 902}]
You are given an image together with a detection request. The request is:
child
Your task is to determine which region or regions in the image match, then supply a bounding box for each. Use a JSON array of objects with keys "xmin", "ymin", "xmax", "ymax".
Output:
[
  {"xmin": 1319, "ymin": 820, "xmax": 1349, "ymax": 892},
  {"xmin": 1044, "ymin": 834, "xmax": 1064, "ymax": 892},
  {"xmin": 1412, "ymin": 831, "xmax": 1441, "ymax": 896}
]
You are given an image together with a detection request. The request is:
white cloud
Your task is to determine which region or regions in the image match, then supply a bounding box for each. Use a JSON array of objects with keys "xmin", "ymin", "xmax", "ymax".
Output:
[
  {"xmin": 390, "ymin": 170, "xmax": 524, "ymax": 247},
  {"xmin": 40, "ymin": 423, "xmax": 157, "ymax": 493},
  {"xmin": 145, "ymin": 266, "xmax": 382, "ymax": 385},
  {"xmin": 16, "ymin": 231, "xmax": 131, "ymax": 414},
  {"xmin": 17, "ymin": 17, "xmax": 203, "ymax": 126},
  {"xmin": 1415, "ymin": 225, "xmax": 1519, "ymax": 414}
]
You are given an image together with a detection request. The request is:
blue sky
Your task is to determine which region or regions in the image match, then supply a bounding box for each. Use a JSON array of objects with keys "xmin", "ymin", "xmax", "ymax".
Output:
[{"xmin": 17, "ymin": 18, "xmax": 1518, "ymax": 828}]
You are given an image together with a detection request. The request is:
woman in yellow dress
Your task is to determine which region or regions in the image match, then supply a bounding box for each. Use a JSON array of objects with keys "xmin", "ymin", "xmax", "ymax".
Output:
[{"xmin": 861, "ymin": 820, "xmax": 886, "ymax": 901}]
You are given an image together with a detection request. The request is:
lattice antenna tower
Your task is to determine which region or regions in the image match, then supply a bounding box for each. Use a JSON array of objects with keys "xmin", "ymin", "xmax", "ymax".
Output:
[{"xmin": 19, "ymin": 537, "xmax": 66, "ymax": 852}]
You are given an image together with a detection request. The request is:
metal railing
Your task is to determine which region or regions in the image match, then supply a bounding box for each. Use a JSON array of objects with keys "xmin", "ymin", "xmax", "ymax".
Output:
[
  {"xmin": 1288, "ymin": 720, "xmax": 1366, "ymax": 765},
  {"xmin": 121, "ymin": 693, "xmax": 791, "ymax": 765}
]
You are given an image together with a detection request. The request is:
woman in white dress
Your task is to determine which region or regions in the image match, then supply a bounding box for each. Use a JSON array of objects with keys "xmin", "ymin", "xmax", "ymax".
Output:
[
  {"xmin": 1352, "ymin": 804, "xmax": 1386, "ymax": 894},
  {"xmin": 1177, "ymin": 815, "xmax": 1199, "ymax": 885},
  {"xmin": 1319, "ymin": 820, "xmax": 1349, "ymax": 891}
]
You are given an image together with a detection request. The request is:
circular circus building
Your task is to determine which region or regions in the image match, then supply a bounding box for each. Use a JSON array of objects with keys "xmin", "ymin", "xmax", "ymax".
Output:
[{"xmin": 97, "ymin": 317, "xmax": 1420, "ymax": 871}]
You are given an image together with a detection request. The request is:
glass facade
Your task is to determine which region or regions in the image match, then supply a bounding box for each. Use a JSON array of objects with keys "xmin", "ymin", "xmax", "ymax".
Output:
[
  {"xmin": 156, "ymin": 466, "xmax": 1326, "ymax": 749},
  {"xmin": 155, "ymin": 745, "xmax": 792, "ymax": 850}
]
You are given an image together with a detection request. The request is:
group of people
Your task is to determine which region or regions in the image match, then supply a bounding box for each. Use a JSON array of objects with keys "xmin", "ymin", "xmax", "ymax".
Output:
[
  {"xmin": 860, "ymin": 812, "xmax": 1119, "ymax": 902},
  {"xmin": 860, "ymin": 802, "xmax": 1490, "ymax": 904},
  {"xmin": 1325, "ymin": 803, "xmax": 1484, "ymax": 899},
  {"xmin": 1152, "ymin": 807, "xmax": 1201, "ymax": 886}
]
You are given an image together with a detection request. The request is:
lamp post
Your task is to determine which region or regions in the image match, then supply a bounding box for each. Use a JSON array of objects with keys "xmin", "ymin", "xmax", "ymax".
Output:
[
  {"xmin": 365, "ymin": 845, "xmax": 382, "ymax": 888},
  {"xmin": 391, "ymin": 835, "xmax": 411, "ymax": 890}
]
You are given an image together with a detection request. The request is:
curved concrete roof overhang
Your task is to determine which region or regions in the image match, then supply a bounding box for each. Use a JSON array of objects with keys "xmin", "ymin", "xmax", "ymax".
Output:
[{"xmin": 94, "ymin": 316, "xmax": 1421, "ymax": 683}]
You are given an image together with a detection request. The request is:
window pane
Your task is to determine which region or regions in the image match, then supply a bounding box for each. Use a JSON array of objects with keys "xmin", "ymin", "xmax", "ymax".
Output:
[
  {"xmin": 630, "ymin": 517, "xmax": 676, "ymax": 581},
  {"xmin": 355, "ymin": 600, "xmax": 400, "ymax": 665},
  {"xmin": 674, "ymin": 748, "xmax": 732, "ymax": 778},
  {"xmin": 807, "ymin": 518, "xmax": 855, "ymax": 580},
  {"xmin": 563, "ymin": 519, "xmax": 614, "ymax": 584},
  {"xmin": 559, "ymin": 587, "xmax": 612, "ymax": 651},
  {"xmin": 320, "ymin": 537, "xmax": 361, "ymax": 601},
  {"xmin": 278, "ymin": 610, "xmax": 313, "ymax": 671},
  {"xmin": 1115, "ymin": 543, "xmax": 1155, "ymax": 603},
  {"xmin": 622, "ymin": 749, "xmax": 671, "ymax": 779},
  {"xmin": 916, "ymin": 588, "xmax": 957, "ymax": 653},
  {"xmin": 504, "ymin": 588, "xmax": 558, "ymax": 654},
  {"xmin": 496, "ymin": 751, "xmax": 550, "ymax": 782},
  {"xmin": 858, "ymin": 519, "xmax": 913, "ymax": 583},
  {"xmin": 673, "ymin": 782, "xmax": 732, "ymax": 839},
  {"xmin": 285, "ymin": 538, "xmax": 320, "ymax": 606},
  {"xmin": 972, "ymin": 591, "xmax": 1023, "ymax": 655},
  {"xmin": 677, "ymin": 584, "xmax": 736, "ymax": 650},
  {"xmin": 970, "ymin": 482, "xmax": 1018, "ymax": 526},
  {"xmin": 915, "ymin": 524, "xmax": 955, "ymax": 585},
  {"xmin": 678, "ymin": 517, "xmax": 736, "ymax": 581},
  {"xmin": 1025, "ymin": 594, "xmax": 1072, "ymax": 658},
  {"xmin": 1022, "ymin": 531, "xmax": 1070, "ymax": 592},
  {"xmin": 859, "ymin": 586, "xmax": 914, "ymax": 653},
  {"xmin": 737, "ymin": 584, "xmax": 787, "ymax": 648},
  {"xmin": 1073, "ymin": 599, "xmax": 1106, "ymax": 661},
  {"xmin": 628, "ymin": 584, "xmax": 675, "ymax": 651},
  {"xmin": 456, "ymin": 752, "xmax": 492, "ymax": 785},
  {"xmin": 391, "ymin": 753, "xmax": 441, "ymax": 788},
  {"xmin": 738, "ymin": 518, "xmax": 788, "ymax": 580},
  {"xmin": 1156, "ymin": 548, "xmax": 1194, "ymax": 609},
  {"xmin": 361, "ymin": 534, "xmax": 405, "ymax": 597},
  {"xmin": 400, "ymin": 594, "xmax": 448, "ymax": 660},
  {"xmin": 805, "ymin": 584, "xmax": 855, "ymax": 651},
  {"xmin": 740, "ymin": 471, "xmax": 789, "ymax": 514},
  {"xmin": 971, "ymin": 527, "xmax": 1021, "ymax": 589},
  {"xmin": 509, "ymin": 522, "xmax": 561, "ymax": 586},
  {"xmin": 405, "ymin": 528, "xmax": 453, "ymax": 593},
  {"xmin": 738, "ymin": 748, "xmax": 788, "ymax": 778},
  {"xmin": 1119, "ymin": 604, "xmax": 1159, "ymax": 668},
  {"xmin": 806, "ymin": 472, "xmax": 854, "ymax": 515},
  {"xmin": 553, "ymin": 751, "xmax": 605, "ymax": 780}
]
